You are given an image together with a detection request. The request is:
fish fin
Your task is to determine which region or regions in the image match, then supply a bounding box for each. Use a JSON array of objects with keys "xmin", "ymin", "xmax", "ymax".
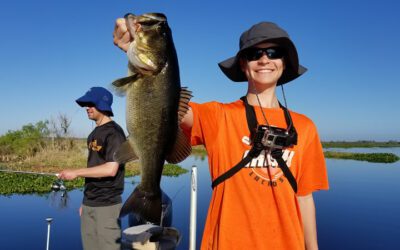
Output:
[
  {"xmin": 164, "ymin": 87, "xmax": 192, "ymax": 164},
  {"xmin": 119, "ymin": 186, "xmax": 162, "ymax": 225},
  {"xmin": 113, "ymin": 140, "xmax": 138, "ymax": 164},
  {"xmin": 166, "ymin": 128, "xmax": 192, "ymax": 164},
  {"xmin": 110, "ymin": 74, "xmax": 138, "ymax": 96},
  {"xmin": 178, "ymin": 87, "xmax": 193, "ymax": 122}
]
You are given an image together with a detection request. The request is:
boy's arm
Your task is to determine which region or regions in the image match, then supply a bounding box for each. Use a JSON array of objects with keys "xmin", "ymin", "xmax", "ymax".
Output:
[
  {"xmin": 297, "ymin": 193, "xmax": 318, "ymax": 250},
  {"xmin": 58, "ymin": 162, "xmax": 119, "ymax": 180}
]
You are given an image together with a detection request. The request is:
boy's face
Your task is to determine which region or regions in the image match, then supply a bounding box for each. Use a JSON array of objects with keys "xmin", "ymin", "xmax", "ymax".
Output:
[
  {"xmin": 240, "ymin": 42, "xmax": 285, "ymax": 87},
  {"xmin": 85, "ymin": 105, "xmax": 103, "ymax": 122}
]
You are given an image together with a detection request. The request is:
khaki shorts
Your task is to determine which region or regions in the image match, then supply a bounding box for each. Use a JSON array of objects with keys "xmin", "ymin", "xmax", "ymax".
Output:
[{"xmin": 81, "ymin": 203, "xmax": 122, "ymax": 250}]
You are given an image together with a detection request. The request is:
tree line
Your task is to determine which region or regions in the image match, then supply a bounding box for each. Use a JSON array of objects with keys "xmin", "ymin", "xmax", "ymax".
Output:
[{"xmin": 0, "ymin": 114, "xmax": 74, "ymax": 162}]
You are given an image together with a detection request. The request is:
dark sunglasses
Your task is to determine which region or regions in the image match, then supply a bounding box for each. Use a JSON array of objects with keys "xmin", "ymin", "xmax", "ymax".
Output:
[{"xmin": 242, "ymin": 47, "xmax": 285, "ymax": 61}]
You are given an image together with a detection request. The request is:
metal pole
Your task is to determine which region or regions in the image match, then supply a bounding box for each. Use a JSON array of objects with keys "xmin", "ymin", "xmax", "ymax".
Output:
[
  {"xmin": 46, "ymin": 218, "xmax": 53, "ymax": 250},
  {"xmin": 189, "ymin": 165, "xmax": 198, "ymax": 250}
]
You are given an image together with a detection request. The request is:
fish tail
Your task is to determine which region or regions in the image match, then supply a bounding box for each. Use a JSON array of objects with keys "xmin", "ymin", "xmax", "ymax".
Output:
[{"xmin": 120, "ymin": 186, "xmax": 162, "ymax": 225}]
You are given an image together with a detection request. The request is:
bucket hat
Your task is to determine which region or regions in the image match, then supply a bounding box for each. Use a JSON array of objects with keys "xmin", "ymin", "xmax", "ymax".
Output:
[
  {"xmin": 76, "ymin": 87, "xmax": 114, "ymax": 116},
  {"xmin": 218, "ymin": 22, "xmax": 307, "ymax": 85}
]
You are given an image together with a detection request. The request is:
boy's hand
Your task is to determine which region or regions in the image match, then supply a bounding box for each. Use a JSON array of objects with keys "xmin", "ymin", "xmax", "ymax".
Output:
[{"xmin": 113, "ymin": 18, "xmax": 131, "ymax": 52}]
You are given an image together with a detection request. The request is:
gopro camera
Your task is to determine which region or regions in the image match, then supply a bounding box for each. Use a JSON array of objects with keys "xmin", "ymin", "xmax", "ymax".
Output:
[{"xmin": 253, "ymin": 125, "xmax": 296, "ymax": 150}]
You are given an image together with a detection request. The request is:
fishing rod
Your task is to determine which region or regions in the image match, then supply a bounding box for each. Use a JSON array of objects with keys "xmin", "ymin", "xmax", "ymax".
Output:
[{"xmin": 0, "ymin": 169, "xmax": 59, "ymax": 177}]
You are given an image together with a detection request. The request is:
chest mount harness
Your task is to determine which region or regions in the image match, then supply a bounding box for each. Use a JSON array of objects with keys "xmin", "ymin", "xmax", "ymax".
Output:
[{"xmin": 211, "ymin": 96, "xmax": 298, "ymax": 193}]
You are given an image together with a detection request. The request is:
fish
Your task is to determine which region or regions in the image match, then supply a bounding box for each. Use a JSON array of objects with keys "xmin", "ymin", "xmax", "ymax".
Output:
[{"xmin": 112, "ymin": 13, "xmax": 192, "ymax": 225}]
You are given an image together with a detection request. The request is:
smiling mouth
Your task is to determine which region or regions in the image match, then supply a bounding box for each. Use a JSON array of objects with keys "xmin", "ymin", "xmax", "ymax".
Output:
[{"xmin": 256, "ymin": 69, "xmax": 274, "ymax": 73}]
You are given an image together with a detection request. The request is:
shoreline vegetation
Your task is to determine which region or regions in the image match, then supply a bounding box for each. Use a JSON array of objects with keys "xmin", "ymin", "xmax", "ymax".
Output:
[
  {"xmin": 0, "ymin": 121, "xmax": 188, "ymax": 194},
  {"xmin": 323, "ymin": 151, "xmax": 399, "ymax": 163},
  {"xmin": 0, "ymin": 124, "xmax": 399, "ymax": 195},
  {"xmin": 191, "ymin": 144, "xmax": 400, "ymax": 163},
  {"xmin": 321, "ymin": 140, "xmax": 400, "ymax": 148}
]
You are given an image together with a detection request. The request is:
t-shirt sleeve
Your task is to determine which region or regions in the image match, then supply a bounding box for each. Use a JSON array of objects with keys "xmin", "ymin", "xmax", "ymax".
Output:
[
  {"xmin": 189, "ymin": 101, "xmax": 222, "ymax": 148},
  {"xmin": 296, "ymin": 122, "xmax": 329, "ymax": 196},
  {"xmin": 104, "ymin": 131, "xmax": 126, "ymax": 163}
]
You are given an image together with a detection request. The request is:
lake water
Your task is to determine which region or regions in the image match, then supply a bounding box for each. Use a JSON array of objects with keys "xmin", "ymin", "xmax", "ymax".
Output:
[{"xmin": 0, "ymin": 148, "xmax": 399, "ymax": 250}]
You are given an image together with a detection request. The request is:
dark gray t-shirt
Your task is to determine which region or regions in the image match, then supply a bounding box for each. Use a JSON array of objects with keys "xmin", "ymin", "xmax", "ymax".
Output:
[{"xmin": 83, "ymin": 121, "xmax": 126, "ymax": 207}]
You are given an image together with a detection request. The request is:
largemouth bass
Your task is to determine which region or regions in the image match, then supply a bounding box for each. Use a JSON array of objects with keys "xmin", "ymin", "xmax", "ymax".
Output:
[{"xmin": 112, "ymin": 13, "xmax": 192, "ymax": 225}]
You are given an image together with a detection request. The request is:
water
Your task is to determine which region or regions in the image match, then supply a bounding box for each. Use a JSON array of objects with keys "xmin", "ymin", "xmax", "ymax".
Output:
[
  {"xmin": 316, "ymin": 147, "xmax": 400, "ymax": 250},
  {"xmin": 0, "ymin": 149, "xmax": 399, "ymax": 250}
]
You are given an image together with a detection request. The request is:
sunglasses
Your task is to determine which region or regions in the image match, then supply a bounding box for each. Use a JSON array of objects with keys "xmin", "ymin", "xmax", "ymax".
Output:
[{"xmin": 242, "ymin": 47, "xmax": 285, "ymax": 61}]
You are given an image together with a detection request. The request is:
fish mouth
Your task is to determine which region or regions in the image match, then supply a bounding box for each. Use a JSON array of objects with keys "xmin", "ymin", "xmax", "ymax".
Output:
[
  {"xmin": 127, "ymin": 42, "xmax": 157, "ymax": 72},
  {"xmin": 125, "ymin": 13, "xmax": 166, "ymax": 33},
  {"xmin": 125, "ymin": 13, "xmax": 167, "ymax": 23},
  {"xmin": 124, "ymin": 13, "xmax": 167, "ymax": 73}
]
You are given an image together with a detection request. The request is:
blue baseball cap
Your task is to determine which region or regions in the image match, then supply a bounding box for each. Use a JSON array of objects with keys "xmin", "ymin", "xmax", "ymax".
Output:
[{"xmin": 76, "ymin": 87, "xmax": 114, "ymax": 116}]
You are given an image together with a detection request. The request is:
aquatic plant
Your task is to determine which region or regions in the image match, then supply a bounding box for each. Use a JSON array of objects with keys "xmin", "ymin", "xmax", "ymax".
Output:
[
  {"xmin": 163, "ymin": 164, "xmax": 189, "ymax": 176},
  {"xmin": 322, "ymin": 140, "xmax": 400, "ymax": 148},
  {"xmin": 324, "ymin": 151, "xmax": 400, "ymax": 163},
  {"xmin": 0, "ymin": 172, "xmax": 84, "ymax": 195},
  {"xmin": 0, "ymin": 163, "xmax": 187, "ymax": 195}
]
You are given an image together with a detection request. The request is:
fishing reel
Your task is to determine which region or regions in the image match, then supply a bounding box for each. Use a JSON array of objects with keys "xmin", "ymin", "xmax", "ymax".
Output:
[
  {"xmin": 252, "ymin": 125, "xmax": 297, "ymax": 151},
  {"xmin": 51, "ymin": 179, "xmax": 67, "ymax": 198},
  {"xmin": 49, "ymin": 179, "xmax": 69, "ymax": 209},
  {"xmin": 51, "ymin": 179, "xmax": 66, "ymax": 192}
]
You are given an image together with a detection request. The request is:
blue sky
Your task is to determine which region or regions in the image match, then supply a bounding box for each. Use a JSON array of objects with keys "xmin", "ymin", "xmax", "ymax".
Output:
[{"xmin": 0, "ymin": 0, "xmax": 399, "ymax": 141}]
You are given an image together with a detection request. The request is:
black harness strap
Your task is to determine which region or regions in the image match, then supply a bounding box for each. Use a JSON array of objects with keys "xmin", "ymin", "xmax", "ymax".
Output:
[
  {"xmin": 211, "ymin": 97, "xmax": 298, "ymax": 193},
  {"xmin": 271, "ymin": 149, "xmax": 297, "ymax": 193},
  {"xmin": 211, "ymin": 141, "xmax": 264, "ymax": 189},
  {"xmin": 242, "ymin": 96, "xmax": 258, "ymax": 139}
]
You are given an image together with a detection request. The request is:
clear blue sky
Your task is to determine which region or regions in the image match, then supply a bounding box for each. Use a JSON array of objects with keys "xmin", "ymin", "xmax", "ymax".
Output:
[{"xmin": 0, "ymin": 0, "xmax": 399, "ymax": 141}]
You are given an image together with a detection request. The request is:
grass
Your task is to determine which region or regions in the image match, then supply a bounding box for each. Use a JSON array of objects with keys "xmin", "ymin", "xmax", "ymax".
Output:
[
  {"xmin": 163, "ymin": 164, "xmax": 189, "ymax": 176},
  {"xmin": 0, "ymin": 139, "xmax": 188, "ymax": 195},
  {"xmin": 191, "ymin": 145, "xmax": 208, "ymax": 161},
  {"xmin": 322, "ymin": 140, "xmax": 400, "ymax": 148},
  {"xmin": 189, "ymin": 144, "xmax": 399, "ymax": 163},
  {"xmin": 0, "ymin": 172, "xmax": 85, "ymax": 195},
  {"xmin": 324, "ymin": 151, "xmax": 399, "ymax": 163},
  {"xmin": 0, "ymin": 162, "xmax": 187, "ymax": 195}
]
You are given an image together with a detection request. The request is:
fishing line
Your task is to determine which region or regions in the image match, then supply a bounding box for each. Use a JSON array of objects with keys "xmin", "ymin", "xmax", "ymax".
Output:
[{"xmin": 170, "ymin": 183, "xmax": 186, "ymax": 201}]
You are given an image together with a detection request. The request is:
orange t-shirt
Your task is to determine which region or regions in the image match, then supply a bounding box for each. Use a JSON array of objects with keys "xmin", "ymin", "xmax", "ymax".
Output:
[{"xmin": 189, "ymin": 100, "xmax": 329, "ymax": 250}]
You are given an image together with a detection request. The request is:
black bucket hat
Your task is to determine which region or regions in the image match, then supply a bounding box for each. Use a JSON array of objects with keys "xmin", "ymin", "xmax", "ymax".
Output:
[{"xmin": 218, "ymin": 22, "xmax": 307, "ymax": 85}]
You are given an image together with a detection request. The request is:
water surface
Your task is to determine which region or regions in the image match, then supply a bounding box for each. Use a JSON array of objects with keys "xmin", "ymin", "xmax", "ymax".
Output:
[{"xmin": 0, "ymin": 149, "xmax": 399, "ymax": 249}]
